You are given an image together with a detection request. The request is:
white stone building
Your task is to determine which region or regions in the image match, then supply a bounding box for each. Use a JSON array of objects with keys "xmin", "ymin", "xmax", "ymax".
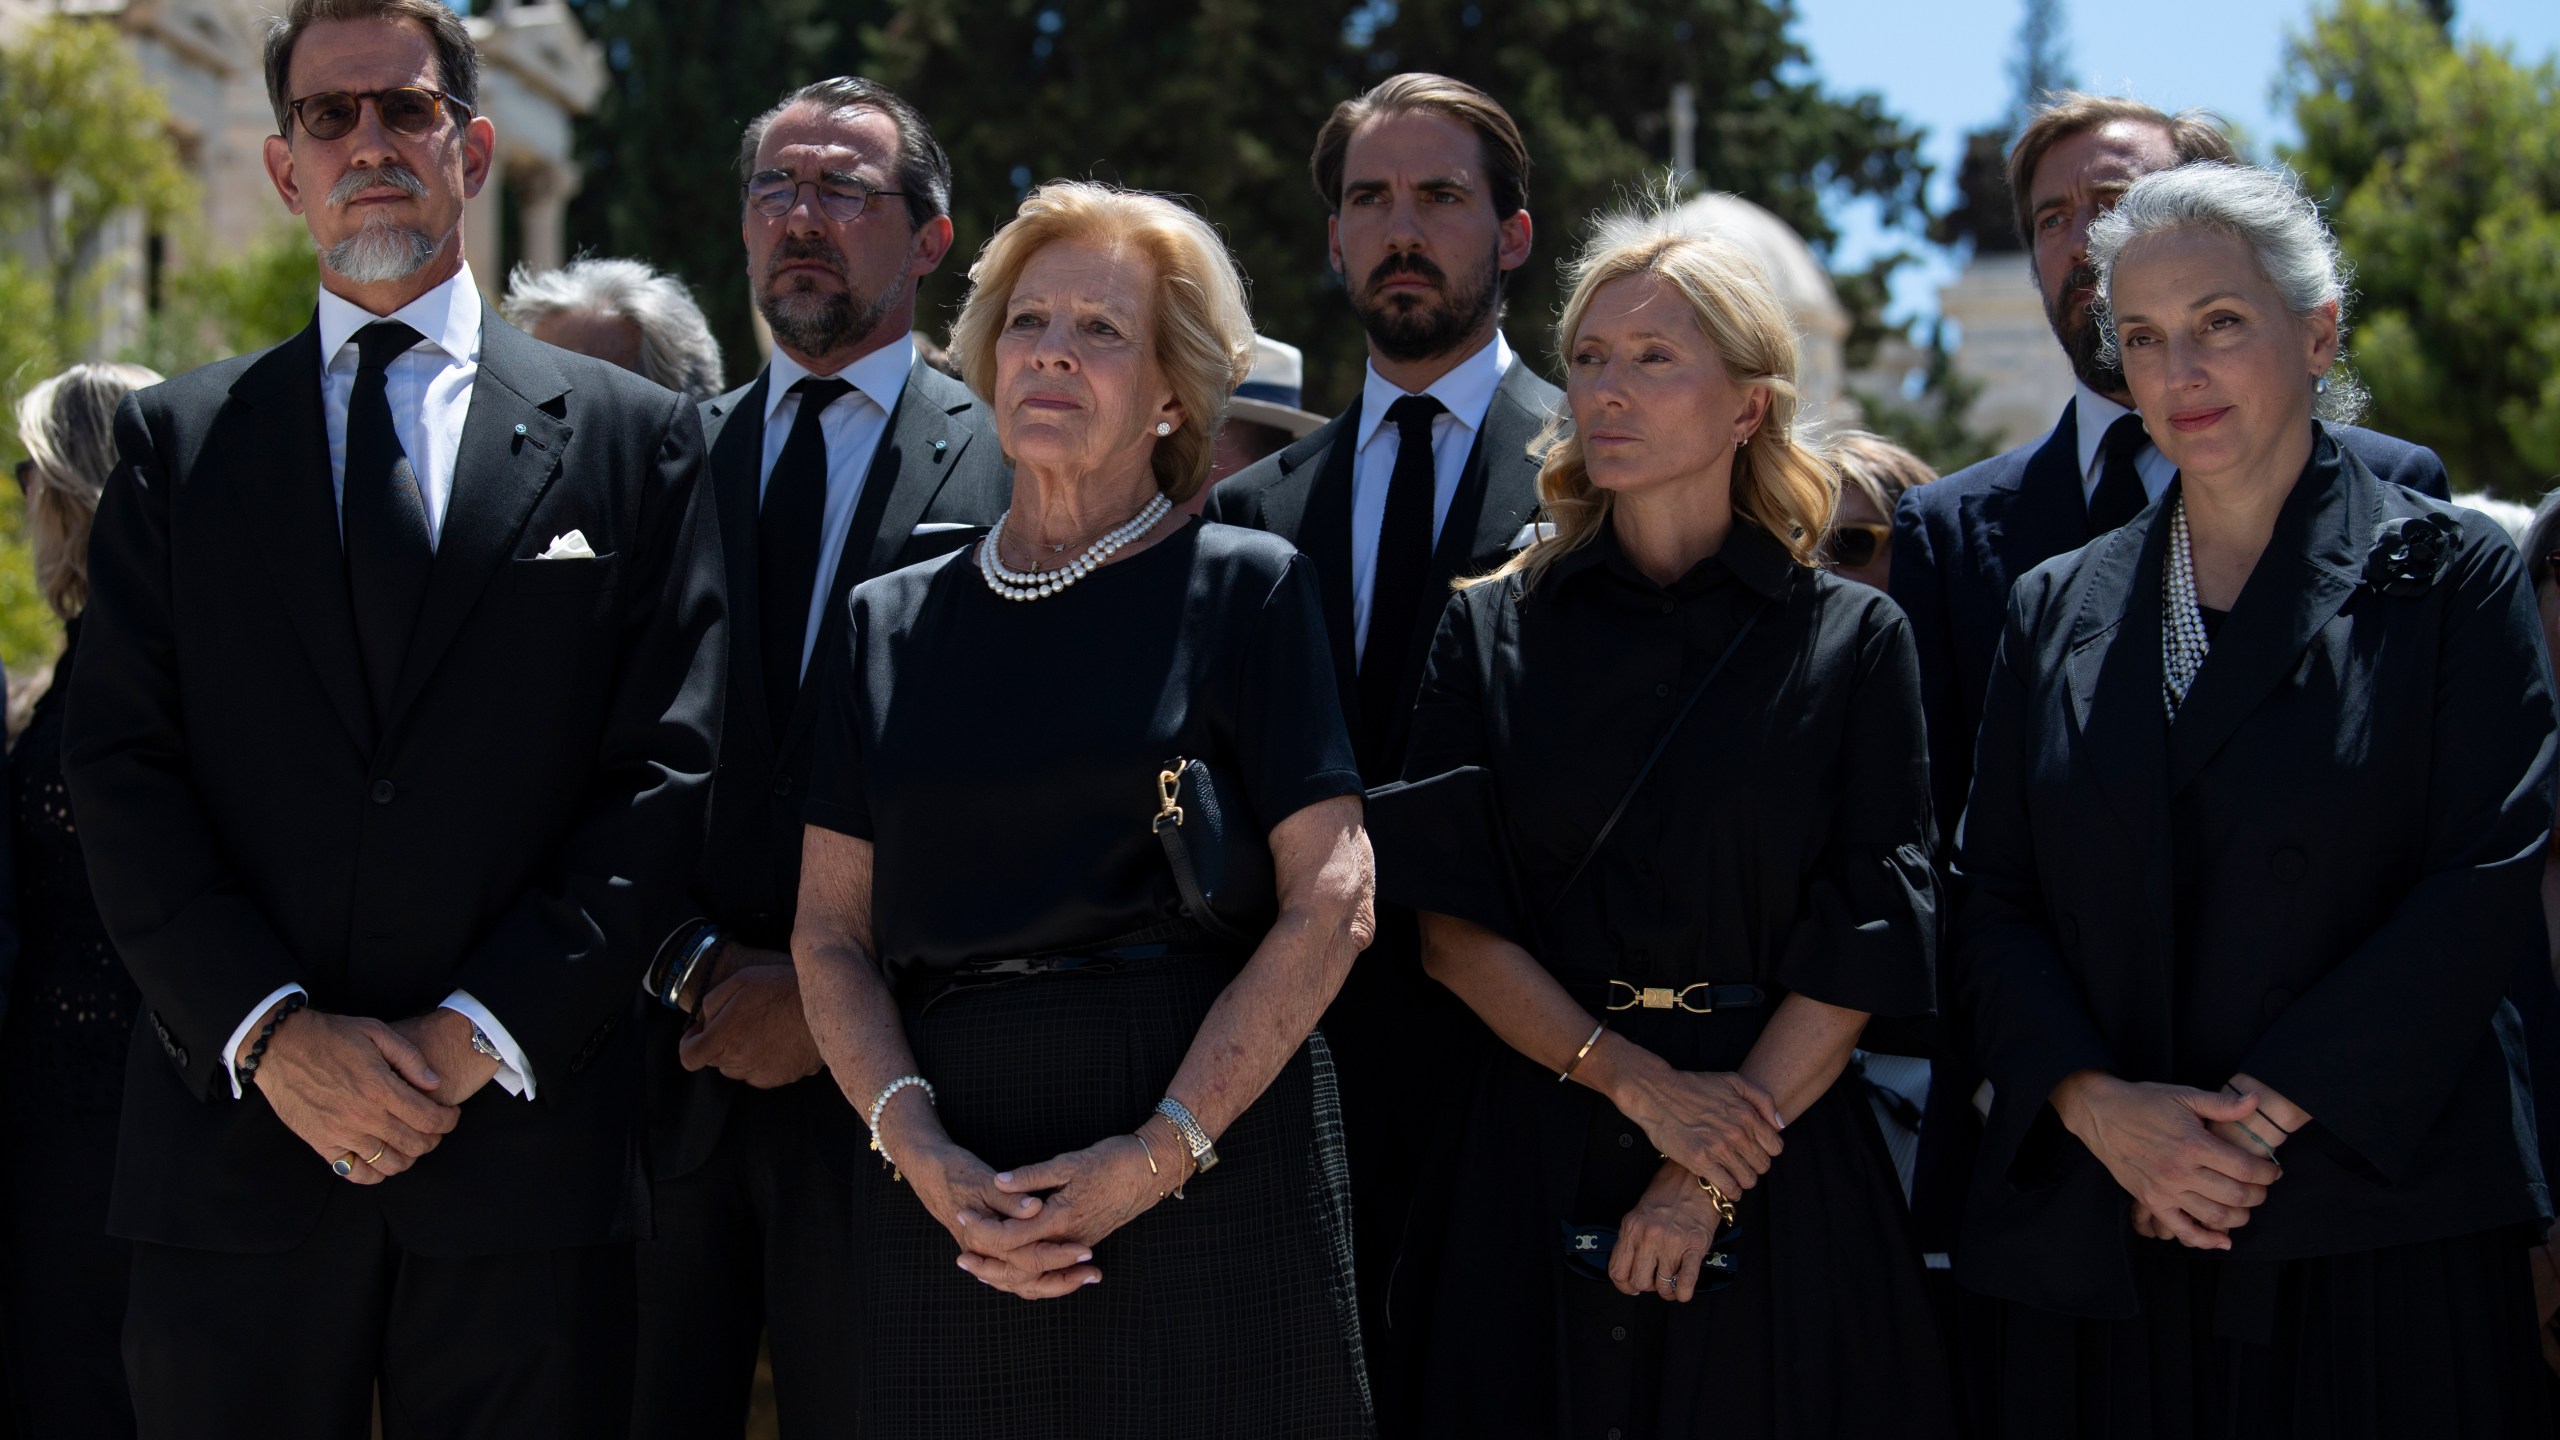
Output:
[
  {"xmin": 1658, "ymin": 188, "xmax": 1853, "ymax": 427},
  {"xmin": 0, "ymin": 0, "xmax": 604, "ymax": 357},
  {"xmin": 1938, "ymin": 250, "xmax": 2074, "ymax": 452}
]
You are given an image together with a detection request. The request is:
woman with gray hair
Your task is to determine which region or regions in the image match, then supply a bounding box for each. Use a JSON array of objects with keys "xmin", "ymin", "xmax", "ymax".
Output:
[
  {"xmin": 789, "ymin": 181, "xmax": 1373, "ymax": 1433},
  {"xmin": 1, "ymin": 360, "xmax": 160, "ymax": 1435},
  {"xmin": 501, "ymin": 256, "xmax": 725, "ymax": 400},
  {"xmin": 1955, "ymin": 160, "xmax": 2553, "ymax": 1433}
]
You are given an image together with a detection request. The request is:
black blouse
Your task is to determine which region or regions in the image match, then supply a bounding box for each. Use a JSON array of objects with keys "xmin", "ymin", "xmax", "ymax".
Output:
[
  {"xmin": 805, "ymin": 519, "xmax": 1362, "ymax": 984},
  {"xmin": 1386, "ymin": 519, "xmax": 1938, "ymax": 1021}
]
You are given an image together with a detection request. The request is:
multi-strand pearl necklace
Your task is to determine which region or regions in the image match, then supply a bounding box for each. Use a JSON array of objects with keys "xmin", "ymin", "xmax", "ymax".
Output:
[
  {"xmin": 2161, "ymin": 498, "xmax": 2209, "ymax": 720},
  {"xmin": 976, "ymin": 492, "xmax": 1173, "ymax": 602}
]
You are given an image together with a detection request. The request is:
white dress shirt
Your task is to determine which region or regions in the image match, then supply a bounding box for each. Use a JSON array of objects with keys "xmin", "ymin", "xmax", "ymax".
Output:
[
  {"xmin": 222, "ymin": 263, "xmax": 537, "ymax": 1103},
  {"xmin": 1348, "ymin": 332, "xmax": 1513, "ymax": 661},
  {"xmin": 759, "ymin": 339, "xmax": 915, "ymax": 681},
  {"xmin": 2072, "ymin": 381, "xmax": 2178, "ymax": 508}
]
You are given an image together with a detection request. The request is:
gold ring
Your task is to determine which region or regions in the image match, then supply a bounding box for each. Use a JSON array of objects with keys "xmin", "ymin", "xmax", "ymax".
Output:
[
  {"xmin": 363, "ymin": 1148, "xmax": 385, "ymax": 1166},
  {"xmin": 332, "ymin": 1154, "xmax": 355, "ymax": 1178}
]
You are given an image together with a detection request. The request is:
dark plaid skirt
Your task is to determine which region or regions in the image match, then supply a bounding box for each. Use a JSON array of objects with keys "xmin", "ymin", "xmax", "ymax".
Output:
[{"xmin": 848, "ymin": 955, "xmax": 1374, "ymax": 1438}]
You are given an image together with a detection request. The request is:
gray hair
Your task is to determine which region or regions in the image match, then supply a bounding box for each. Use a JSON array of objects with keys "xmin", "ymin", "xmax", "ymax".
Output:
[
  {"xmin": 15, "ymin": 362, "xmax": 163, "ymax": 621},
  {"xmin": 2087, "ymin": 161, "xmax": 2367, "ymax": 424},
  {"xmin": 502, "ymin": 258, "xmax": 725, "ymax": 401}
]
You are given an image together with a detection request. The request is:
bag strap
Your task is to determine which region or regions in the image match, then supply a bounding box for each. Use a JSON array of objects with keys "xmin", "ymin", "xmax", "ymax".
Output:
[
  {"xmin": 1155, "ymin": 759, "xmax": 1254, "ymax": 948},
  {"xmin": 1543, "ymin": 602, "xmax": 1766, "ymax": 924}
]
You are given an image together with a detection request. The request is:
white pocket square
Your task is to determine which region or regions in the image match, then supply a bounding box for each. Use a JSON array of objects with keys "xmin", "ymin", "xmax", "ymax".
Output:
[
  {"xmin": 910, "ymin": 521, "xmax": 979, "ymax": 535},
  {"xmin": 536, "ymin": 530, "xmax": 596, "ymax": 560},
  {"xmin": 1508, "ymin": 521, "xmax": 1556, "ymax": 551}
]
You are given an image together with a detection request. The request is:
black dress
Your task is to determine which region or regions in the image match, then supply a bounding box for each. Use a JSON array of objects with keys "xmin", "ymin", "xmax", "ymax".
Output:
[
  {"xmin": 1376, "ymin": 521, "xmax": 1955, "ymax": 1440},
  {"xmin": 804, "ymin": 517, "xmax": 1372, "ymax": 1438},
  {"xmin": 0, "ymin": 623, "xmax": 139, "ymax": 1437},
  {"xmin": 1955, "ymin": 431, "xmax": 2555, "ymax": 1438}
]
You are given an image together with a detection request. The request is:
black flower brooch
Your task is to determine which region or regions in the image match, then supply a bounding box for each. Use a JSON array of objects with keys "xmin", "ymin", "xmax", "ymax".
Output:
[{"xmin": 2365, "ymin": 513, "xmax": 2460, "ymax": 598}]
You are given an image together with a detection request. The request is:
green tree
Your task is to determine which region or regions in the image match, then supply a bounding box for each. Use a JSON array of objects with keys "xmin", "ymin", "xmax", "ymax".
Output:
[
  {"xmin": 0, "ymin": 18, "xmax": 195, "ymax": 355},
  {"xmin": 131, "ymin": 227, "xmax": 322, "ymax": 377},
  {"xmin": 2282, "ymin": 0, "xmax": 2560, "ymax": 495}
]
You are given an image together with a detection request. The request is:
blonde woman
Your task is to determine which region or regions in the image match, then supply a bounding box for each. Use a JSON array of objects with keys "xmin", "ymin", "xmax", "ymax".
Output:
[
  {"xmin": 2, "ymin": 360, "xmax": 159, "ymax": 1436},
  {"xmin": 1375, "ymin": 215, "xmax": 1953, "ymax": 1436},
  {"xmin": 791, "ymin": 182, "xmax": 1374, "ymax": 1434}
]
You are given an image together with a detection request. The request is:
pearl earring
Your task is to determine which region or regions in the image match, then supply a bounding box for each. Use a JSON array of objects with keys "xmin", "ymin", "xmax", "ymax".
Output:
[
  {"xmin": 1155, "ymin": 421, "xmax": 1173, "ymax": 436},
  {"xmin": 2315, "ymin": 375, "xmax": 2329, "ymax": 395},
  {"xmin": 1737, "ymin": 433, "xmax": 1751, "ymax": 449}
]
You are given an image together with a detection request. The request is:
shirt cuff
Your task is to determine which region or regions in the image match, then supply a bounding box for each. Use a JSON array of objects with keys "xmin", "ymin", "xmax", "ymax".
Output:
[
  {"xmin": 440, "ymin": 990, "xmax": 536, "ymax": 1100},
  {"xmin": 223, "ymin": 983, "xmax": 309, "ymax": 1100}
]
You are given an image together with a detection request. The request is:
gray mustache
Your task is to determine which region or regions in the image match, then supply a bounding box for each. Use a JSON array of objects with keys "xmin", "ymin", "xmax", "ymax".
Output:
[{"xmin": 327, "ymin": 164, "xmax": 427, "ymax": 207}]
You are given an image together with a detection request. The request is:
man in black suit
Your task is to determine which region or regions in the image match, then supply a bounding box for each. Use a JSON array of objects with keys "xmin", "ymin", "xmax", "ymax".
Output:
[
  {"xmin": 1202, "ymin": 71, "xmax": 1557, "ymax": 1433},
  {"xmin": 62, "ymin": 2, "xmax": 723, "ymax": 1434},
  {"xmin": 627, "ymin": 78, "xmax": 1007, "ymax": 1440},
  {"xmin": 1886, "ymin": 94, "xmax": 2449, "ymax": 1391}
]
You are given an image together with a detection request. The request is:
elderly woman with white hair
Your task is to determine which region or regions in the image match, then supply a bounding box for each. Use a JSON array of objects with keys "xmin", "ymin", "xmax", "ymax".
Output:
[
  {"xmin": 1373, "ymin": 209, "xmax": 1952, "ymax": 1437},
  {"xmin": 789, "ymin": 181, "xmax": 1374, "ymax": 1434},
  {"xmin": 1956, "ymin": 161, "xmax": 2555, "ymax": 1435},
  {"xmin": 501, "ymin": 256, "xmax": 725, "ymax": 400}
]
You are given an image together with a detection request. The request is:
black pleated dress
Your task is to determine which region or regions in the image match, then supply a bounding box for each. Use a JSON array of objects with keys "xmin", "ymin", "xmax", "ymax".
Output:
[
  {"xmin": 804, "ymin": 517, "xmax": 1373, "ymax": 1439},
  {"xmin": 1375, "ymin": 520, "xmax": 1956, "ymax": 1440}
]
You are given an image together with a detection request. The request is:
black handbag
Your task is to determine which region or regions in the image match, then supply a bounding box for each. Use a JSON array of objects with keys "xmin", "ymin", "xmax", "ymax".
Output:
[{"xmin": 1152, "ymin": 756, "xmax": 1276, "ymax": 947}]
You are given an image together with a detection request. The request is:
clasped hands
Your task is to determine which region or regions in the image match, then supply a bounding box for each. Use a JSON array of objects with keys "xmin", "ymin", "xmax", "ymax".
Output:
[
  {"xmin": 676, "ymin": 942, "xmax": 826, "ymax": 1089},
  {"xmin": 2051, "ymin": 1069, "xmax": 2306, "ymax": 1250},
  {"xmin": 877, "ymin": 1089, "xmax": 1193, "ymax": 1301},
  {"xmin": 241, "ymin": 1003, "xmax": 499, "ymax": 1184},
  {"xmin": 1604, "ymin": 1056, "xmax": 1780, "ymax": 1302}
]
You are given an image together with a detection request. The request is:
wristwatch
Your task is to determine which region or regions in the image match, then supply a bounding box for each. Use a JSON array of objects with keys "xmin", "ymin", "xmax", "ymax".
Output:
[{"xmin": 1154, "ymin": 1096, "xmax": 1218, "ymax": 1175}]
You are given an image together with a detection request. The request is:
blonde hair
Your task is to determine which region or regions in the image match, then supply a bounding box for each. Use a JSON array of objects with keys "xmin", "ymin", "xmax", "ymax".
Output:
[
  {"xmin": 948, "ymin": 181, "xmax": 1254, "ymax": 504},
  {"xmin": 1471, "ymin": 208, "xmax": 1838, "ymax": 592},
  {"xmin": 1829, "ymin": 430, "xmax": 1938, "ymax": 520},
  {"xmin": 15, "ymin": 362, "xmax": 162, "ymax": 622}
]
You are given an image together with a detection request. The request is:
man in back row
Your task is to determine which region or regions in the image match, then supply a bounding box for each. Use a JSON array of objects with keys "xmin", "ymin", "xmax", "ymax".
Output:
[{"xmin": 1204, "ymin": 71, "xmax": 1559, "ymax": 1433}]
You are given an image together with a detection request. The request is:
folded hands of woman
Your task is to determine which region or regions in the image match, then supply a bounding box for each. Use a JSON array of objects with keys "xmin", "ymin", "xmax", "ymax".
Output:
[
  {"xmin": 2052, "ymin": 1071, "xmax": 2287, "ymax": 1250},
  {"xmin": 902, "ymin": 1124, "xmax": 1195, "ymax": 1301},
  {"xmin": 1612, "ymin": 1159, "xmax": 1732, "ymax": 1303},
  {"xmin": 1609, "ymin": 1055, "xmax": 1786, "ymax": 1203}
]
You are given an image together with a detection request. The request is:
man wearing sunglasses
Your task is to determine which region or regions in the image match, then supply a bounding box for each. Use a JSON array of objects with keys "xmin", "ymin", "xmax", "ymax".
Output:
[
  {"xmin": 63, "ymin": 0, "xmax": 724, "ymax": 1433},
  {"xmin": 627, "ymin": 77, "xmax": 1007, "ymax": 1440}
]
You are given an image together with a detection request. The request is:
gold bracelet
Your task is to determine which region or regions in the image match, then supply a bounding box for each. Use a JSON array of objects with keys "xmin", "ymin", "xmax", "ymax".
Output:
[{"xmin": 1559, "ymin": 1022, "xmax": 1606, "ymax": 1083}]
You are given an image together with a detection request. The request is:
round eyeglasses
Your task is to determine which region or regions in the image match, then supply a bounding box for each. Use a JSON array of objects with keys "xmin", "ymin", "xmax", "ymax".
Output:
[
  {"xmin": 288, "ymin": 87, "xmax": 473, "ymax": 142},
  {"xmin": 744, "ymin": 174, "xmax": 905, "ymax": 224}
]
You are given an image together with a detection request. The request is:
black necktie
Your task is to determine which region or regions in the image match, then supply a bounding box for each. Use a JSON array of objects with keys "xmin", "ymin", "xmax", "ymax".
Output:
[
  {"xmin": 343, "ymin": 319, "xmax": 432, "ymax": 726},
  {"xmin": 1357, "ymin": 393, "xmax": 1447, "ymax": 770},
  {"xmin": 760, "ymin": 377, "xmax": 854, "ymax": 726},
  {"xmin": 2086, "ymin": 412, "xmax": 2152, "ymax": 536}
]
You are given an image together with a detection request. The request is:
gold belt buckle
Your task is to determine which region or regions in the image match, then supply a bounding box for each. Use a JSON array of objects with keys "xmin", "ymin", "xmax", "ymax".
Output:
[{"xmin": 1606, "ymin": 980, "xmax": 1718, "ymax": 1013}]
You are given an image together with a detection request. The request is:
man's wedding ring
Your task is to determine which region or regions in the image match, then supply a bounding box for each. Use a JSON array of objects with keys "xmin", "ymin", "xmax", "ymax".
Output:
[{"xmin": 364, "ymin": 1147, "xmax": 385, "ymax": 1166}]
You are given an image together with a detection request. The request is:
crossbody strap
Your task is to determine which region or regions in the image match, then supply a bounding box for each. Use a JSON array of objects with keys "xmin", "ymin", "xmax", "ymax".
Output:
[{"xmin": 1543, "ymin": 602, "xmax": 1766, "ymax": 924}]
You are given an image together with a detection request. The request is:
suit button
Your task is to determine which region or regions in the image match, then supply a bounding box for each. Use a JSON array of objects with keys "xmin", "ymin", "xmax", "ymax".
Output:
[
  {"xmin": 1653, "ymin": 683, "xmax": 1671, "ymax": 698},
  {"xmin": 370, "ymin": 780, "xmax": 396, "ymax": 805},
  {"xmin": 1611, "ymin": 1326, "xmax": 1627, "ymax": 1341},
  {"xmin": 2263, "ymin": 988, "xmax": 2294, "ymax": 1019},
  {"xmin": 772, "ymin": 775, "xmax": 796, "ymax": 797},
  {"xmin": 1658, "ymin": 601, "xmax": 1674, "ymax": 615},
  {"xmin": 2270, "ymin": 848, "xmax": 2307, "ymax": 883}
]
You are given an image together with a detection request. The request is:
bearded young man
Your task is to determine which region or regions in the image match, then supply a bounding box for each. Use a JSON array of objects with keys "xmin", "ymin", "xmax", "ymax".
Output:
[
  {"xmin": 626, "ymin": 76, "xmax": 1008, "ymax": 1440},
  {"xmin": 1202, "ymin": 71, "xmax": 1558, "ymax": 1438},
  {"xmin": 62, "ymin": 0, "xmax": 725, "ymax": 1431}
]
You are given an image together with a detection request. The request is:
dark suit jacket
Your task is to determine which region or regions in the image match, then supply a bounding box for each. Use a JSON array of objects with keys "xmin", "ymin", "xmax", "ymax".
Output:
[
  {"xmin": 649, "ymin": 359, "xmax": 1009, "ymax": 1183},
  {"xmin": 1954, "ymin": 428, "xmax": 2552, "ymax": 1318},
  {"xmin": 1204, "ymin": 355, "xmax": 1560, "ymax": 785},
  {"xmin": 65, "ymin": 308, "xmax": 725, "ymax": 1256},
  {"xmin": 1891, "ymin": 400, "xmax": 2450, "ymax": 840}
]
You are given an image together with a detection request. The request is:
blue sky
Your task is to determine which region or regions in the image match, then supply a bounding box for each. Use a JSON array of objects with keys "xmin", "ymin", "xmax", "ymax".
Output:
[{"xmin": 1789, "ymin": 0, "xmax": 2560, "ymax": 326}]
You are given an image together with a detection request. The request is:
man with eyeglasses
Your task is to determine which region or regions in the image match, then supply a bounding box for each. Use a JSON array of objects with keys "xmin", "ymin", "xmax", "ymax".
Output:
[
  {"xmin": 63, "ymin": 0, "xmax": 724, "ymax": 1432},
  {"xmin": 626, "ymin": 76, "xmax": 1007, "ymax": 1440}
]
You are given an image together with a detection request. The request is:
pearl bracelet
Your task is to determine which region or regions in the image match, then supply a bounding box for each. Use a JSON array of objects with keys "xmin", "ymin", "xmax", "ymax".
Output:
[{"xmin": 865, "ymin": 1074, "xmax": 935, "ymax": 1181}]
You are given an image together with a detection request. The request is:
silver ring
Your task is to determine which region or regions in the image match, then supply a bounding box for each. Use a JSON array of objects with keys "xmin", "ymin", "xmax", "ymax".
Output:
[
  {"xmin": 1657, "ymin": 1273, "xmax": 1677, "ymax": 1289},
  {"xmin": 331, "ymin": 1155, "xmax": 354, "ymax": 1178}
]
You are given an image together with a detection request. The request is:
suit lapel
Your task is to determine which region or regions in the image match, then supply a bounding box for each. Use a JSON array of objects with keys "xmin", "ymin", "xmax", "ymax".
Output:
[
  {"xmin": 778, "ymin": 362, "xmax": 971, "ymax": 758},
  {"xmin": 1982, "ymin": 401, "xmax": 2094, "ymax": 580},
  {"xmin": 2061, "ymin": 509, "xmax": 2172, "ymax": 833},
  {"xmin": 227, "ymin": 319, "xmax": 375, "ymax": 752},
  {"xmin": 1298, "ymin": 409, "xmax": 1362, "ymax": 723},
  {"xmin": 2165, "ymin": 436, "xmax": 2367, "ymax": 795},
  {"xmin": 704, "ymin": 374, "xmax": 775, "ymax": 748},
  {"xmin": 1435, "ymin": 360, "xmax": 1558, "ymax": 583},
  {"xmin": 385, "ymin": 308, "xmax": 571, "ymax": 731}
]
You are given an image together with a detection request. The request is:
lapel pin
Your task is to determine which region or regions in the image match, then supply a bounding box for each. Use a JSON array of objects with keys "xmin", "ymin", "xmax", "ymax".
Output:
[
  {"xmin": 514, "ymin": 423, "xmax": 528, "ymax": 436},
  {"xmin": 933, "ymin": 439, "xmax": 948, "ymax": 459}
]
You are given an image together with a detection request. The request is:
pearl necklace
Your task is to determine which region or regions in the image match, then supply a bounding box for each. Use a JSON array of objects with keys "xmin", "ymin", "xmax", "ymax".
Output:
[
  {"xmin": 2161, "ymin": 498, "xmax": 2210, "ymax": 720},
  {"xmin": 977, "ymin": 493, "xmax": 1173, "ymax": 602}
]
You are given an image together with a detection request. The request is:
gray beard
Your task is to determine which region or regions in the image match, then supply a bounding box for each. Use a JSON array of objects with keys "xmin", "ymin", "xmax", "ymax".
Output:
[
  {"xmin": 759, "ymin": 279, "xmax": 901, "ymax": 360},
  {"xmin": 323, "ymin": 218, "xmax": 440, "ymax": 284}
]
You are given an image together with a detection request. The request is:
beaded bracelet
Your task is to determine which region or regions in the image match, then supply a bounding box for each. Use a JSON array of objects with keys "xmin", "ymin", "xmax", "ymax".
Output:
[
  {"xmin": 865, "ymin": 1075, "xmax": 934, "ymax": 1181},
  {"xmin": 235, "ymin": 992, "xmax": 308, "ymax": 1087}
]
